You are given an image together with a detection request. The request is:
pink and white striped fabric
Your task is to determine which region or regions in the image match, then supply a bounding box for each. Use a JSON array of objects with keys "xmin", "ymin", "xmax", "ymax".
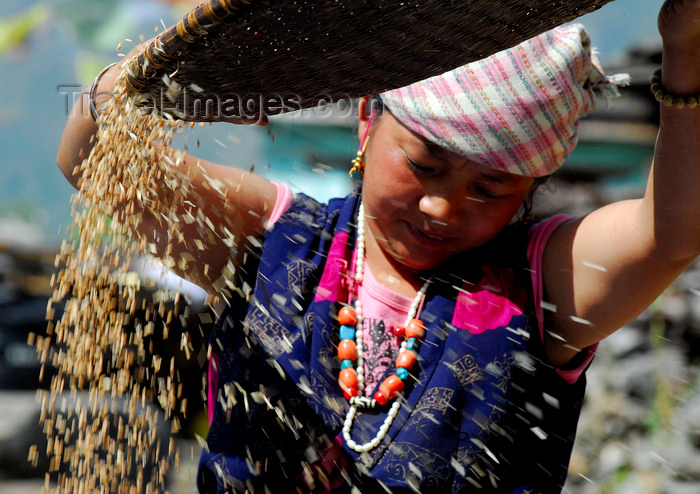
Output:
[{"xmin": 381, "ymin": 24, "xmax": 625, "ymax": 177}]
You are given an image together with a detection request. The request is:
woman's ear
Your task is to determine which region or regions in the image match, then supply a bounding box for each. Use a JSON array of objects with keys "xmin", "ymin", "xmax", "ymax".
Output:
[{"xmin": 357, "ymin": 96, "xmax": 371, "ymax": 142}]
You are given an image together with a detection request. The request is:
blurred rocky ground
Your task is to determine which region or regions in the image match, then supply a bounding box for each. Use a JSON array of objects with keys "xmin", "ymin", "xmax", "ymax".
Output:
[
  {"xmin": 0, "ymin": 219, "xmax": 207, "ymax": 493},
  {"xmin": 537, "ymin": 179, "xmax": 700, "ymax": 494}
]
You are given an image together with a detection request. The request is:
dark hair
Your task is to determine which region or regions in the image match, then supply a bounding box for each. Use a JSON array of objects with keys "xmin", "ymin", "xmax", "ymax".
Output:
[
  {"xmin": 367, "ymin": 94, "xmax": 385, "ymax": 116},
  {"xmin": 518, "ymin": 176, "xmax": 550, "ymax": 221}
]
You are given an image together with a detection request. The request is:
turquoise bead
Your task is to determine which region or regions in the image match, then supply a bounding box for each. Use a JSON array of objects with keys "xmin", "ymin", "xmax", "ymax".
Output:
[
  {"xmin": 405, "ymin": 337, "xmax": 417, "ymax": 351},
  {"xmin": 396, "ymin": 368, "xmax": 409, "ymax": 380},
  {"xmin": 339, "ymin": 325, "xmax": 355, "ymax": 340},
  {"xmin": 340, "ymin": 359, "xmax": 354, "ymax": 369}
]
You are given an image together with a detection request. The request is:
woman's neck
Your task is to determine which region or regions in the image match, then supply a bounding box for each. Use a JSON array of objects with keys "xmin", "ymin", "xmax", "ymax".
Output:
[{"xmin": 363, "ymin": 228, "xmax": 428, "ymax": 298}]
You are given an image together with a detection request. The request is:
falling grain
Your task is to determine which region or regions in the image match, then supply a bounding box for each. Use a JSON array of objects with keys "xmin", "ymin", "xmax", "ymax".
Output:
[{"xmin": 39, "ymin": 55, "xmax": 240, "ymax": 493}]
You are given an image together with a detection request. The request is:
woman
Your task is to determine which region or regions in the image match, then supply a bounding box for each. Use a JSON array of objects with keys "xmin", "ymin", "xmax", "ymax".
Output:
[{"xmin": 57, "ymin": 1, "xmax": 700, "ymax": 492}]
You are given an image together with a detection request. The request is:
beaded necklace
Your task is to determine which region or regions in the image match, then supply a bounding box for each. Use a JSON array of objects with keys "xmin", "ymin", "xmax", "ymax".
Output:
[{"xmin": 338, "ymin": 203, "xmax": 432, "ymax": 453}]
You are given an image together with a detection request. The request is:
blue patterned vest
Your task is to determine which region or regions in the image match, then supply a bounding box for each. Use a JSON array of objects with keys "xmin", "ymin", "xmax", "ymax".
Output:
[{"xmin": 198, "ymin": 190, "xmax": 588, "ymax": 493}]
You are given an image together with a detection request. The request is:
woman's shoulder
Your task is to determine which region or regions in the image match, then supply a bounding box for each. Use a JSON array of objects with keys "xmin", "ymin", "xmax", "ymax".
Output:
[
  {"xmin": 475, "ymin": 214, "xmax": 575, "ymax": 268},
  {"xmin": 272, "ymin": 188, "xmax": 360, "ymax": 233}
]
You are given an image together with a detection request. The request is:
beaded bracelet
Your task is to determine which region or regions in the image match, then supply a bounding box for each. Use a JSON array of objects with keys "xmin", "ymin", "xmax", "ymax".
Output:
[
  {"xmin": 650, "ymin": 68, "xmax": 699, "ymax": 109},
  {"xmin": 88, "ymin": 62, "xmax": 118, "ymax": 121}
]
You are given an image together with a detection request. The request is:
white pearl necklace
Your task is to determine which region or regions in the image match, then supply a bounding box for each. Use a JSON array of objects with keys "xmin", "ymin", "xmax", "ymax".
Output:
[{"xmin": 342, "ymin": 203, "xmax": 431, "ymax": 453}]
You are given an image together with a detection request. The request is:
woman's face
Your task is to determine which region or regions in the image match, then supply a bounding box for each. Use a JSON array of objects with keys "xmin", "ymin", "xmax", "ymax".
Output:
[{"xmin": 360, "ymin": 105, "xmax": 534, "ymax": 274}]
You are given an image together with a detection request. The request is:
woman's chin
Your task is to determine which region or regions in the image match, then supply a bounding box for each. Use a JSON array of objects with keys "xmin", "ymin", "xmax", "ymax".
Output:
[{"xmin": 386, "ymin": 247, "xmax": 452, "ymax": 275}]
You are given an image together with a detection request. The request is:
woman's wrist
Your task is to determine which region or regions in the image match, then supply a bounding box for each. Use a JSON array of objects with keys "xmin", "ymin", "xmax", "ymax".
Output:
[
  {"xmin": 651, "ymin": 68, "xmax": 700, "ymax": 109},
  {"xmin": 660, "ymin": 41, "xmax": 700, "ymax": 92},
  {"xmin": 650, "ymin": 41, "xmax": 700, "ymax": 109}
]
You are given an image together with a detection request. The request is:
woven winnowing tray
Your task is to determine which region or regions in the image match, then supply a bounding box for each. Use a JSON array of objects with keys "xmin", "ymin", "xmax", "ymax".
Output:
[{"xmin": 124, "ymin": 0, "xmax": 616, "ymax": 121}]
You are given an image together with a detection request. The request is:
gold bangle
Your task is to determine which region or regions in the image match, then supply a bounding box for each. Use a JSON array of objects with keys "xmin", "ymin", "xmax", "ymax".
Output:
[{"xmin": 650, "ymin": 68, "xmax": 699, "ymax": 109}]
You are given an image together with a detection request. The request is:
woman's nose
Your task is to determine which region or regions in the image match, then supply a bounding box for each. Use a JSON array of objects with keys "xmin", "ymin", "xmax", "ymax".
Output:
[{"xmin": 418, "ymin": 194, "xmax": 454, "ymax": 222}]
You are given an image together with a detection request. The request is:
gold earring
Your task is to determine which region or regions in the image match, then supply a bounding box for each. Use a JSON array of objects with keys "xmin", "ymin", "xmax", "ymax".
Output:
[
  {"xmin": 514, "ymin": 210, "xmax": 533, "ymax": 227},
  {"xmin": 349, "ymin": 148, "xmax": 365, "ymax": 179},
  {"xmin": 349, "ymin": 121, "xmax": 372, "ymax": 179},
  {"xmin": 514, "ymin": 203, "xmax": 533, "ymax": 227}
]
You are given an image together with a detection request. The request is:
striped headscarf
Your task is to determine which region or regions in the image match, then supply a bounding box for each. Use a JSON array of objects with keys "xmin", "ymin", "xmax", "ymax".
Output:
[{"xmin": 381, "ymin": 24, "xmax": 626, "ymax": 177}]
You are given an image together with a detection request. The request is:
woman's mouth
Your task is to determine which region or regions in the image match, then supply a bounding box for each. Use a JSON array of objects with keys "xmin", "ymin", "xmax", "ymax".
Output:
[{"xmin": 405, "ymin": 221, "xmax": 451, "ymax": 246}]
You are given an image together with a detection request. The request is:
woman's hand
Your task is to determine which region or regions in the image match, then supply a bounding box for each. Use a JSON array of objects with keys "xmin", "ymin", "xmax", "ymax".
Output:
[
  {"xmin": 56, "ymin": 40, "xmax": 151, "ymax": 188},
  {"xmin": 658, "ymin": 0, "xmax": 700, "ymax": 94},
  {"xmin": 659, "ymin": 0, "xmax": 700, "ymax": 49}
]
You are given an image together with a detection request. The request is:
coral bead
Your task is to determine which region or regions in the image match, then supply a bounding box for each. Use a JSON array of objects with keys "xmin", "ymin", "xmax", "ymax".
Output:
[
  {"xmin": 338, "ymin": 306, "xmax": 358, "ymax": 326},
  {"xmin": 391, "ymin": 326, "xmax": 405, "ymax": 339},
  {"xmin": 373, "ymin": 390, "xmax": 389, "ymax": 406},
  {"xmin": 337, "ymin": 339, "xmax": 357, "ymax": 361},
  {"xmin": 405, "ymin": 319, "xmax": 425, "ymax": 339},
  {"xmin": 396, "ymin": 350, "xmax": 417, "ymax": 370},
  {"xmin": 339, "ymin": 368, "xmax": 359, "ymax": 388},
  {"xmin": 339, "ymin": 369, "xmax": 359, "ymax": 399},
  {"xmin": 375, "ymin": 375, "xmax": 404, "ymax": 405}
]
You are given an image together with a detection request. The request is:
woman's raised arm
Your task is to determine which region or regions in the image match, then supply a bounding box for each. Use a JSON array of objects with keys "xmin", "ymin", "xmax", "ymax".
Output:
[
  {"xmin": 56, "ymin": 47, "xmax": 278, "ymax": 289},
  {"xmin": 541, "ymin": 0, "xmax": 700, "ymax": 366}
]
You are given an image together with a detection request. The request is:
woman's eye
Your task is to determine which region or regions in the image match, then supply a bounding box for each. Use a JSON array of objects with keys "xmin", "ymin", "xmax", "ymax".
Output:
[
  {"xmin": 406, "ymin": 156, "xmax": 437, "ymax": 175},
  {"xmin": 474, "ymin": 185, "xmax": 500, "ymax": 200}
]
